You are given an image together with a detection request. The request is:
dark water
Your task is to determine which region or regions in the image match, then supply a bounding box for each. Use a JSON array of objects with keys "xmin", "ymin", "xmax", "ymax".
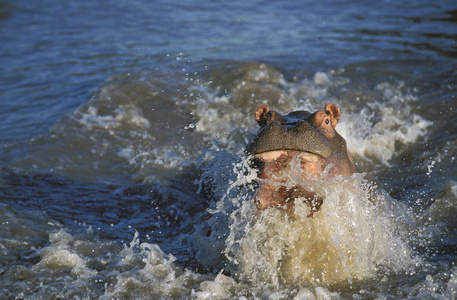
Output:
[{"xmin": 1, "ymin": 0, "xmax": 457, "ymax": 299}]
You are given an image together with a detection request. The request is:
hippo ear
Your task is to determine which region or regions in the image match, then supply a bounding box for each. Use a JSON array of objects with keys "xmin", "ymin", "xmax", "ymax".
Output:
[
  {"xmin": 255, "ymin": 105, "xmax": 270, "ymax": 127},
  {"xmin": 325, "ymin": 103, "xmax": 340, "ymax": 128}
]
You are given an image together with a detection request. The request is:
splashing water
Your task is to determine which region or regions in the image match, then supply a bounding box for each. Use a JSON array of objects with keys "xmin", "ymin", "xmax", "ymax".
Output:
[{"xmin": 212, "ymin": 157, "xmax": 420, "ymax": 290}]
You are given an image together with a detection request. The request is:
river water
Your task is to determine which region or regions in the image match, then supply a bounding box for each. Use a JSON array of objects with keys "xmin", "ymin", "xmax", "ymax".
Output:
[{"xmin": 1, "ymin": 0, "xmax": 456, "ymax": 299}]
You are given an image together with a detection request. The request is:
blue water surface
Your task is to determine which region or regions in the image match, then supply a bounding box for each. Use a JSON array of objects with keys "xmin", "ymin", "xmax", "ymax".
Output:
[{"xmin": 1, "ymin": 0, "xmax": 456, "ymax": 141}]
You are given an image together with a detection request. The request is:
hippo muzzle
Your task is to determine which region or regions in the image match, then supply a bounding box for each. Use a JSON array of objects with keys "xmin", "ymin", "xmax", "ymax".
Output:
[
  {"xmin": 246, "ymin": 119, "xmax": 332, "ymax": 159},
  {"xmin": 247, "ymin": 103, "xmax": 356, "ymax": 216}
]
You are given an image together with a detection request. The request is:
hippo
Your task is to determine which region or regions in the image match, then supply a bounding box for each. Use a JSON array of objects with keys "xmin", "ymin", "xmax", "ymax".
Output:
[{"xmin": 246, "ymin": 103, "xmax": 356, "ymax": 216}]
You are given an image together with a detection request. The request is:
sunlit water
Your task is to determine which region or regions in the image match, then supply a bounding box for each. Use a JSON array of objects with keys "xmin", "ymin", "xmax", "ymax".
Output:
[{"xmin": 1, "ymin": 0, "xmax": 456, "ymax": 299}]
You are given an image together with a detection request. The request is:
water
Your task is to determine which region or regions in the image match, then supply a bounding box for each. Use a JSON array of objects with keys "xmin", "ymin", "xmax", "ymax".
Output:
[{"xmin": 1, "ymin": 0, "xmax": 456, "ymax": 298}]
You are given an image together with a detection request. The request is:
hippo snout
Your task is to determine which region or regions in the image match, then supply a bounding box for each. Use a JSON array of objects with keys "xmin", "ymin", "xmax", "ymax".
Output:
[{"xmin": 246, "ymin": 119, "xmax": 331, "ymax": 159}]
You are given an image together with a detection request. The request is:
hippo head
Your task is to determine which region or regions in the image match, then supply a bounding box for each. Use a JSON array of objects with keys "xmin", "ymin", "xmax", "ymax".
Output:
[{"xmin": 246, "ymin": 103, "xmax": 356, "ymax": 216}]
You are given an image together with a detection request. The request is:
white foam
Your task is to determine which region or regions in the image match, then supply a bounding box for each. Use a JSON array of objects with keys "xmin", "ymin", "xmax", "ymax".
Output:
[
  {"xmin": 37, "ymin": 229, "xmax": 95, "ymax": 276},
  {"xmin": 313, "ymin": 72, "xmax": 332, "ymax": 86},
  {"xmin": 74, "ymin": 105, "xmax": 118, "ymax": 130},
  {"xmin": 102, "ymin": 231, "xmax": 205, "ymax": 299},
  {"xmin": 192, "ymin": 273, "xmax": 240, "ymax": 299},
  {"xmin": 117, "ymin": 146, "xmax": 135, "ymax": 160},
  {"xmin": 113, "ymin": 105, "xmax": 151, "ymax": 128},
  {"xmin": 337, "ymin": 83, "xmax": 432, "ymax": 165},
  {"xmin": 193, "ymin": 95, "xmax": 250, "ymax": 152},
  {"xmin": 75, "ymin": 104, "xmax": 150, "ymax": 131}
]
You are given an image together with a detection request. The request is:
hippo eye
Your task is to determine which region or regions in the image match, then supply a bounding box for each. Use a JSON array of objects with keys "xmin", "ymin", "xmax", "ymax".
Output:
[{"xmin": 325, "ymin": 118, "xmax": 330, "ymax": 125}]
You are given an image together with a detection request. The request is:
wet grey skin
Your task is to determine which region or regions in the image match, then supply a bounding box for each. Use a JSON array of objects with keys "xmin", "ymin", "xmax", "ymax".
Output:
[{"xmin": 246, "ymin": 117, "xmax": 332, "ymax": 159}]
